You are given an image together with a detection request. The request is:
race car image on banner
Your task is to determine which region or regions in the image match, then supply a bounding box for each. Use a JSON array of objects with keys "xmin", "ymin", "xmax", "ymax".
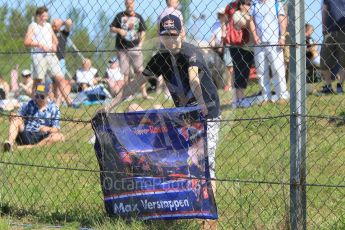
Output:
[{"xmin": 92, "ymin": 107, "xmax": 217, "ymax": 220}]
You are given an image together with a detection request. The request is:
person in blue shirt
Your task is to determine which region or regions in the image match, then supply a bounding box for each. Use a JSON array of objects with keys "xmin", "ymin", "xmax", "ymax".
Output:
[{"xmin": 3, "ymin": 83, "xmax": 64, "ymax": 152}]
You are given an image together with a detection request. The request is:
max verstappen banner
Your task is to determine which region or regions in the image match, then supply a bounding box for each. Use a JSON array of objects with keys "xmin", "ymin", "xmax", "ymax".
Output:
[{"xmin": 92, "ymin": 107, "xmax": 217, "ymax": 220}]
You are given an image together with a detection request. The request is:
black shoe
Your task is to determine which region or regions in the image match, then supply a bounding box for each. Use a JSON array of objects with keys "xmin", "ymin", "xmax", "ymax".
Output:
[
  {"xmin": 336, "ymin": 83, "xmax": 344, "ymax": 95},
  {"xmin": 317, "ymin": 85, "xmax": 335, "ymax": 95},
  {"xmin": 3, "ymin": 141, "xmax": 13, "ymax": 152}
]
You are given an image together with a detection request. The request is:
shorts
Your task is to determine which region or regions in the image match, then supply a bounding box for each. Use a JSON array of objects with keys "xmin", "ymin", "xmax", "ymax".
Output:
[
  {"xmin": 32, "ymin": 54, "xmax": 64, "ymax": 80},
  {"xmin": 223, "ymin": 47, "xmax": 234, "ymax": 67},
  {"xmin": 207, "ymin": 116, "xmax": 220, "ymax": 179},
  {"xmin": 15, "ymin": 130, "xmax": 49, "ymax": 145},
  {"xmin": 118, "ymin": 48, "xmax": 144, "ymax": 76},
  {"xmin": 230, "ymin": 47, "xmax": 254, "ymax": 89},
  {"xmin": 320, "ymin": 31, "xmax": 345, "ymax": 70}
]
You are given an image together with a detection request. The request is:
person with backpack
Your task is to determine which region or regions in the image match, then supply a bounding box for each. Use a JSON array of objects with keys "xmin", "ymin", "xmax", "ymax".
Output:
[
  {"xmin": 223, "ymin": 0, "xmax": 254, "ymax": 108},
  {"xmin": 248, "ymin": 0, "xmax": 289, "ymax": 105}
]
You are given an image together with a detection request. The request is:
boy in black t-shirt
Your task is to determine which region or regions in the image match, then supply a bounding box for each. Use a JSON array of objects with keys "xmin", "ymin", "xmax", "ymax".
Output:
[
  {"xmin": 102, "ymin": 14, "xmax": 220, "ymax": 228},
  {"xmin": 103, "ymin": 14, "xmax": 220, "ymax": 180}
]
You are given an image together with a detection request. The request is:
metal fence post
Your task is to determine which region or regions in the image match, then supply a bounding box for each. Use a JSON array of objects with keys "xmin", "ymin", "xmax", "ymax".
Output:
[{"xmin": 289, "ymin": 0, "xmax": 307, "ymax": 229}]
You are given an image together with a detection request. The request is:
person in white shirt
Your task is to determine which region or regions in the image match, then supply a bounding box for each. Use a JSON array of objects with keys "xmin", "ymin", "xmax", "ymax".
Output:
[
  {"xmin": 105, "ymin": 57, "xmax": 125, "ymax": 96},
  {"xmin": 248, "ymin": 0, "xmax": 289, "ymax": 104},
  {"xmin": 75, "ymin": 58, "xmax": 100, "ymax": 92},
  {"xmin": 19, "ymin": 69, "xmax": 34, "ymax": 97},
  {"xmin": 24, "ymin": 6, "xmax": 72, "ymax": 106}
]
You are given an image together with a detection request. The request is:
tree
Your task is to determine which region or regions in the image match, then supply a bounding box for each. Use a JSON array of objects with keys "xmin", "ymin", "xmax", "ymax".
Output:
[
  {"xmin": 0, "ymin": 5, "xmax": 8, "ymax": 34},
  {"xmin": 180, "ymin": 0, "xmax": 191, "ymax": 23},
  {"xmin": 7, "ymin": 9, "xmax": 27, "ymax": 39},
  {"xmin": 93, "ymin": 10, "xmax": 114, "ymax": 62},
  {"xmin": 67, "ymin": 7, "xmax": 86, "ymax": 32},
  {"xmin": 24, "ymin": 4, "xmax": 36, "ymax": 25},
  {"xmin": 142, "ymin": 17, "xmax": 158, "ymax": 65}
]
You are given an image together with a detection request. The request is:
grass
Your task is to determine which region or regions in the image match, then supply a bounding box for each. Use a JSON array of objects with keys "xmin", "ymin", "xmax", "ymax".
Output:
[{"xmin": 1, "ymin": 81, "xmax": 345, "ymax": 229}]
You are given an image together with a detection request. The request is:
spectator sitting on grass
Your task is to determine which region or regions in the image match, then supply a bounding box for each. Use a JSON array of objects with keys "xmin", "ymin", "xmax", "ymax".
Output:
[
  {"xmin": 105, "ymin": 57, "xmax": 125, "ymax": 96},
  {"xmin": 0, "ymin": 73, "xmax": 20, "ymax": 111},
  {"xmin": 74, "ymin": 58, "xmax": 100, "ymax": 92},
  {"xmin": 3, "ymin": 83, "xmax": 64, "ymax": 152},
  {"xmin": 18, "ymin": 69, "xmax": 34, "ymax": 98}
]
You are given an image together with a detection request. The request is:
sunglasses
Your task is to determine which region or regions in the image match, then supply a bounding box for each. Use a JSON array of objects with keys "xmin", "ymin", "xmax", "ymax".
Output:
[
  {"xmin": 35, "ymin": 94, "xmax": 47, "ymax": 100},
  {"xmin": 22, "ymin": 74, "xmax": 31, "ymax": 78}
]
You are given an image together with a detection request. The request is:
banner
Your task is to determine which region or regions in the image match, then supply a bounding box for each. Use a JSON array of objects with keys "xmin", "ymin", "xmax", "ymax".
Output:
[{"xmin": 92, "ymin": 107, "xmax": 218, "ymax": 220}]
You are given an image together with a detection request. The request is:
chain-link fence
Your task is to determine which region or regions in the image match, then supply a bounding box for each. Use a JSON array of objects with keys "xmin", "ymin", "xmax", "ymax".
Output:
[{"xmin": 0, "ymin": 0, "xmax": 344, "ymax": 229}]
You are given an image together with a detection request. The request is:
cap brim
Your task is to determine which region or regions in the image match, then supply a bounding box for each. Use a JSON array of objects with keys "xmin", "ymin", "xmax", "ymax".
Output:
[
  {"xmin": 35, "ymin": 91, "xmax": 48, "ymax": 95},
  {"xmin": 159, "ymin": 29, "xmax": 180, "ymax": 36}
]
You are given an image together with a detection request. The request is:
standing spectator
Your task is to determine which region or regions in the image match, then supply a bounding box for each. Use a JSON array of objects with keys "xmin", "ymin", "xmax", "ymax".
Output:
[
  {"xmin": 75, "ymin": 58, "xmax": 100, "ymax": 92},
  {"xmin": 52, "ymin": 18, "xmax": 73, "ymax": 75},
  {"xmin": 51, "ymin": 18, "xmax": 73, "ymax": 106},
  {"xmin": 224, "ymin": 0, "xmax": 254, "ymax": 108},
  {"xmin": 110, "ymin": 0, "xmax": 151, "ymax": 99},
  {"xmin": 319, "ymin": 0, "xmax": 345, "ymax": 94},
  {"xmin": 105, "ymin": 57, "xmax": 125, "ymax": 96},
  {"xmin": 248, "ymin": 0, "xmax": 289, "ymax": 104},
  {"xmin": 210, "ymin": 8, "xmax": 234, "ymax": 92},
  {"xmin": 23, "ymin": 6, "xmax": 72, "ymax": 106},
  {"xmin": 3, "ymin": 83, "xmax": 64, "ymax": 152}
]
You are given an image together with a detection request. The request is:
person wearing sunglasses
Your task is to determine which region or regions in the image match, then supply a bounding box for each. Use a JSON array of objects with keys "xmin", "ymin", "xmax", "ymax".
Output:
[{"xmin": 3, "ymin": 83, "xmax": 64, "ymax": 152}]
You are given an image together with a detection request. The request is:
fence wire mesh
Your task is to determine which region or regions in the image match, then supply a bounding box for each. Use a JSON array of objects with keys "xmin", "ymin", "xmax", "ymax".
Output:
[{"xmin": 0, "ymin": 0, "xmax": 344, "ymax": 229}]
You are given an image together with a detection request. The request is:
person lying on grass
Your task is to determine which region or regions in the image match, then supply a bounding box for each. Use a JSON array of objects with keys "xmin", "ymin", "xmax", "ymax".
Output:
[{"xmin": 3, "ymin": 83, "xmax": 64, "ymax": 152}]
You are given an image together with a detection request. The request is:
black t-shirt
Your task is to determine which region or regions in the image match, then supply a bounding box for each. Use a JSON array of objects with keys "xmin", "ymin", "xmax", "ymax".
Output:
[
  {"xmin": 55, "ymin": 29, "xmax": 70, "ymax": 60},
  {"xmin": 110, "ymin": 11, "xmax": 146, "ymax": 49},
  {"xmin": 143, "ymin": 43, "xmax": 220, "ymax": 119}
]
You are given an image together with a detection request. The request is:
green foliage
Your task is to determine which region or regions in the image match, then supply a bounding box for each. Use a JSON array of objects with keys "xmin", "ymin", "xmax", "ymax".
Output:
[
  {"xmin": 23, "ymin": 4, "xmax": 36, "ymax": 23},
  {"xmin": 71, "ymin": 27, "xmax": 96, "ymax": 54},
  {"xmin": 67, "ymin": 7, "xmax": 86, "ymax": 32},
  {"xmin": 179, "ymin": 0, "xmax": 191, "ymax": 23},
  {"xmin": 145, "ymin": 16, "xmax": 158, "ymax": 40},
  {"xmin": 0, "ymin": 5, "xmax": 8, "ymax": 39},
  {"xmin": 0, "ymin": 217, "xmax": 10, "ymax": 230},
  {"xmin": 7, "ymin": 9, "xmax": 27, "ymax": 39}
]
